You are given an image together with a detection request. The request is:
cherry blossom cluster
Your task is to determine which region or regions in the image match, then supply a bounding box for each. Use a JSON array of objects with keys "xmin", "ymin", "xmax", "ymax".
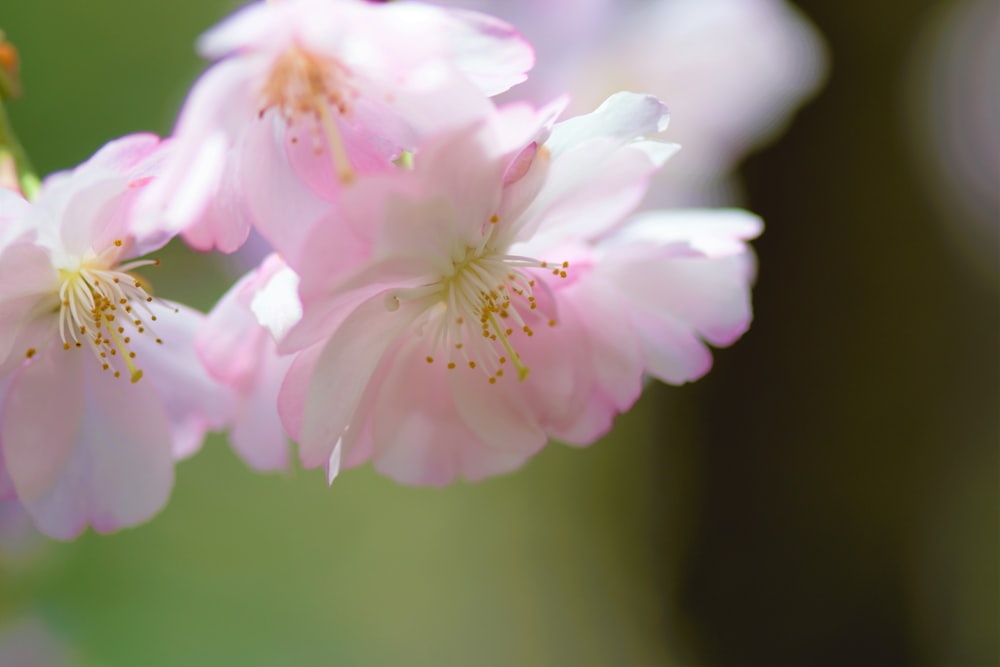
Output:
[{"xmin": 0, "ymin": 0, "xmax": 762, "ymax": 539}]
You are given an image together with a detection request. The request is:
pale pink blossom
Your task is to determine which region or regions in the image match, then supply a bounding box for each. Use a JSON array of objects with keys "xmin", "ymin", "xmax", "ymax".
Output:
[
  {"xmin": 138, "ymin": 0, "xmax": 534, "ymax": 255},
  {"xmin": 197, "ymin": 253, "xmax": 296, "ymax": 472},
  {"xmin": 0, "ymin": 135, "xmax": 232, "ymax": 539},
  {"xmin": 568, "ymin": 0, "xmax": 828, "ymax": 207},
  {"xmin": 265, "ymin": 93, "xmax": 761, "ymax": 485},
  {"xmin": 436, "ymin": 0, "xmax": 828, "ymax": 206}
]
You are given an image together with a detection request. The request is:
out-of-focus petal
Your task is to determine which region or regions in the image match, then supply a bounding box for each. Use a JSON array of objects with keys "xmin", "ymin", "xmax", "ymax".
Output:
[
  {"xmin": 135, "ymin": 60, "xmax": 259, "ymax": 246},
  {"xmin": 418, "ymin": 5, "xmax": 535, "ymax": 96},
  {"xmin": 239, "ymin": 118, "xmax": 338, "ymax": 263},
  {"xmin": 0, "ymin": 189, "xmax": 31, "ymax": 243},
  {"xmin": 2, "ymin": 346, "xmax": 174, "ymax": 539},
  {"xmin": 607, "ymin": 208, "xmax": 764, "ymax": 257}
]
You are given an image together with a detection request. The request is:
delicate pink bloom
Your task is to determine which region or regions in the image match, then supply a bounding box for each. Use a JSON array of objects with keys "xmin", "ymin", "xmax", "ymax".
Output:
[
  {"xmin": 197, "ymin": 253, "xmax": 296, "ymax": 472},
  {"xmin": 0, "ymin": 135, "xmax": 232, "ymax": 539},
  {"xmin": 138, "ymin": 0, "xmax": 534, "ymax": 255},
  {"xmin": 266, "ymin": 93, "xmax": 761, "ymax": 485}
]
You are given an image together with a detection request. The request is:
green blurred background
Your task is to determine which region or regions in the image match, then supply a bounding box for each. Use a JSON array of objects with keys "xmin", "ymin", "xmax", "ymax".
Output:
[{"xmin": 0, "ymin": 1, "xmax": 996, "ymax": 665}]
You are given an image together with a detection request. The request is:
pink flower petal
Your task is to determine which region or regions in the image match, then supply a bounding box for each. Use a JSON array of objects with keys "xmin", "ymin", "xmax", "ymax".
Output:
[
  {"xmin": 556, "ymin": 276, "xmax": 644, "ymax": 414},
  {"xmin": 296, "ymin": 294, "xmax": 421, "ymax": 468},
  {"xmin": 2, "ymin": 345, "xmax": 174, "ymax": 539},
  {"xmin": 419, "ymin": 4, "xmax": 535, "ymax": 96},
  {"xmin": 0, "ymin": 376, "xmax": 13, "ymax": 500},
  {"xmin": 607, "ymin": 208, "xmax": 764, "ymax": 257},
  {"xmin": 370, "ymin": 336, "xmax": 534, "ymax": 485},
  {"xmin": 135, "ymin": 60, "xmax": 258, "ymax": 246},
  {"xmin": 229, "ymin": 349, "xmax": 292, "ymax": 472},
  {"xmin": 545, "ymin": 91, "xmax": 670, "ymax": 155},
  {"xmin": 78, "ymin": 133, "xmax": 162, "ymax": 176},
  {"xmin": 447, "ymin": 355, "xmax": 548, "ymax": 454},
  {"xmin": 0, "ymin": 189, "xmax": 32, "ymax": 243},
  {"xmin": 276, "ymin": 342, "xmax": 321, "ymax": 444},
  {"xmin": 517, "ymin": 138, "xmax": 677, "ymax": 251},
  {"xmin": 632, "ymin": 309, "xmax": 715, "ymax": 385},
  {"xmin": 199, "ymin": 259, "xmax": 280, "ymax": 389},
  {"xmin": 239, "ymin": 117, "xmax": 338, "ymax": 263}
]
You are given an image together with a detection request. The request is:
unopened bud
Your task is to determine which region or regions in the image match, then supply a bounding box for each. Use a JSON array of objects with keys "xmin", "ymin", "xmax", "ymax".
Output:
[{"xmin": 0, "ymin": 32, "xmax": 22, "ymax": 100}]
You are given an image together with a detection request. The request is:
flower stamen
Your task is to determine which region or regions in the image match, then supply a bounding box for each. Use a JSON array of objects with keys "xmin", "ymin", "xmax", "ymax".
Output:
[
  {"xmin": 53, "ymin": 243, "xmax": 168, "ymax": 382},
  {"xmin": 389, "ymin": 240, "xmax": 569, "ymax": 384}
]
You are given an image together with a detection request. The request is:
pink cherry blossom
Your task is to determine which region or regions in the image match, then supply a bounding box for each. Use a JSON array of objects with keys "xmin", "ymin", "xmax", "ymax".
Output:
[
  {"xmin": 566, "ymin": 0, "xmax": 828, "ymax": 207},
  {"xmin": 137, "ymin": 0, "xmax": 535, "ymax": 256},
  {"xmin": 0, "ymin": 134, "xmax": 232, "ymax": 539},
  {"xmin": 264, "ymin": 93, "xmax": 761, "ymax": 485}
]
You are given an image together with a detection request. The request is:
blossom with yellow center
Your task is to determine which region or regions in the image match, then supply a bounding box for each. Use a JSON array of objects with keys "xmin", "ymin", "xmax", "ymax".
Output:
[
  {"xmin": 55, "ymin": 241, "xmax": 163, "ymax": 383},
  {"xmin": 252, "ymin": 93, "xmax": 761, "ymax": 490},
  {"xmin": 134, "ymin": 0, "xmax": 535, "ymax": 256},
  {"xmin": 0, "ymin": 134, "xmax": 233, "ymax": 540}
]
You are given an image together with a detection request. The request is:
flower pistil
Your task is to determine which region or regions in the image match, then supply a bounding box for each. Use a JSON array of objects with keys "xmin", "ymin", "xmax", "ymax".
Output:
[{"xmin": 260, "ymin": 44, "xmax": 356, "ymax": 184}]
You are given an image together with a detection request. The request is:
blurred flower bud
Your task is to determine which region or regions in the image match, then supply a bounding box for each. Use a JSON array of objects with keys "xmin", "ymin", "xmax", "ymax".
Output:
[{"xmin": 0, "ymin": 32, "xmax": 22, "ymax": 100}]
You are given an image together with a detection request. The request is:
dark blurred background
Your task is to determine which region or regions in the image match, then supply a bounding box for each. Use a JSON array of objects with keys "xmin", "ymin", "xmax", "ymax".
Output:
[
  {"xmin": 0, "ymin": 1, "xmax": 996, "ymax": 665},
  {"xmin": 679, "ymin": 1, "xmax": 998, "ymax": 664}
]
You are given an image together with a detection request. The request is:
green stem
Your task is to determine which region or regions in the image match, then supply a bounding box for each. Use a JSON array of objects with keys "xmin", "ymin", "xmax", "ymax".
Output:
[{"xmin": 0, "ymin": 98, "xmax": 40, "ymax": 199}]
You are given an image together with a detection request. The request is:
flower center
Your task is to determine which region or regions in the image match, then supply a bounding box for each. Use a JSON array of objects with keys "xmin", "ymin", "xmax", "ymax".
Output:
[
  {"xmin": 260, "ymin": 44, "xmax": 356, "ymax": 183},
  {"xmin": 387, "ymin": 231, "xmax": 568, "ymax": 384},
  {"xmin": 54, "ymin": 241, "xmax": 165, "ymax": 383}
]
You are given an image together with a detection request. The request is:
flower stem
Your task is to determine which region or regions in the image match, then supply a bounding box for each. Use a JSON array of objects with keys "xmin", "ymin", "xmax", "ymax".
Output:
[
  {"xmin": 0, "ymin": 99, "xmax": 40, "ymax": 199},
  {"xmin": 0, "ymin": 32, "xmax": 39, "ymax": 199}
]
